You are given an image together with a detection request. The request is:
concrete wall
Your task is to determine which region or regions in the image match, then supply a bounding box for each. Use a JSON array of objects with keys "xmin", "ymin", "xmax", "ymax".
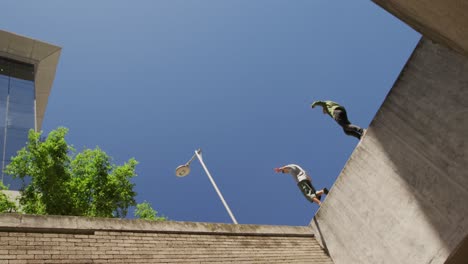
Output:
[
  {"xmin": 310, "ymin": 37, "xmax": 468, "ymax": 264},
  {"xmin": 0, "ymin": 214, "xmax": 332, "ymax": 264},
  {"xmin": 372, "ymin": 0, "xmax": 468, "ymax": 57}
]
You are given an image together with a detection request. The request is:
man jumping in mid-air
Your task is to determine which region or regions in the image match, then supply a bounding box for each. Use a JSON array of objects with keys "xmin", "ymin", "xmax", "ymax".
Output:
[
  {"xmin": 274, "ymin": 164, "xmax": 328, "ymax": 206},
  {"xmin": 311, "ymin": 100, "xmax": 365, "ymax": 140}
]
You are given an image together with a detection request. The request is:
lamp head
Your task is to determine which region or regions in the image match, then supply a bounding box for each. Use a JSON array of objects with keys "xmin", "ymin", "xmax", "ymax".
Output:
[{"xmin": 175, "ymin": 164, "xmax": 191, "ymax": 177}]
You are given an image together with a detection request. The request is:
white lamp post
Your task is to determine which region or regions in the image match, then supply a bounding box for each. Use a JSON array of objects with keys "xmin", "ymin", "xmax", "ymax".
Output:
[{"xmin": 176, "ymin": 149, "xmax": 238, "ymax": 224}]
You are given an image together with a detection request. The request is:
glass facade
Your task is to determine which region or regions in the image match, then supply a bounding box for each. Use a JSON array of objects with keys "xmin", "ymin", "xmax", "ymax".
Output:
[{"xmin": 0, "ymin": 57, "xmax": 35, "ymax": 190}]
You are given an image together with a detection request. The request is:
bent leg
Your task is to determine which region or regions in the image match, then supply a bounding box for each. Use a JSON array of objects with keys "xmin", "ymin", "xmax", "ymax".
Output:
[
  {"xmin": 343, "ymin": 126, "xmax": 362, "ymax": 140},
  {"xmin": 333, "ymin": 109, "xmax": 351, "ymax": 128},
  {"xmin": 334, "ymin": 110, "xmax": 363, "ymax": 139},
  {"xmin": 346, "ymin": 123, "xmax": 364, "ymax": 135},
  {"xmin": 314, "ymin": 189, "xmax": 328, "ymax": 205},
  {"xmin": 312, "ymin": 197, "xmax": 322, "ymax": 206},
  {"xmin": 297, "ymin": 180, "xmax": 320, "ymax": 205}
]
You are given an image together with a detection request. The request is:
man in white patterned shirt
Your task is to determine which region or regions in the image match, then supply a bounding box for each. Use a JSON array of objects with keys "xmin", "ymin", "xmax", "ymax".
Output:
[{"xmin": 274, "ymin": 164, "xmax": 329, "ymax": 206}]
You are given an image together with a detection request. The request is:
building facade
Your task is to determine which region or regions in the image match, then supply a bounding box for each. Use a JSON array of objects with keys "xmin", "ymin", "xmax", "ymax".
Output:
[{"xmin": 0, "ymin": 30, "xmax": 61, "ymax": 189}]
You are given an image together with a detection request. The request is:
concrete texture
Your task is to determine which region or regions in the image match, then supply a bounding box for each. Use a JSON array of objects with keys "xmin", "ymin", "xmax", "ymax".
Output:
[
  {"xmin": 0, "ymin": 214, "xmax": 333, "ymax": 263},
  {"xmin": 310, "ymin": 37, "xmax": 468, "ymax": 264},
  {"xmin": 372, "ymin": 0, "xmax": 468, "ymax": 57}
]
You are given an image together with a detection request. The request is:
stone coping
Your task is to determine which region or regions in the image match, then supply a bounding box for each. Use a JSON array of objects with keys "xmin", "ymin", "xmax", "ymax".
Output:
[{"xmin": 0, "ymin": 214, "xmax": 314, "ymax": 237}]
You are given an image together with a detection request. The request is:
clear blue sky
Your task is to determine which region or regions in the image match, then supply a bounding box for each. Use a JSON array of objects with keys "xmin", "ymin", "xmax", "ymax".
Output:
[{"xmin": 1, "ymin": 1, "xmax": 419, "ymax": 226}]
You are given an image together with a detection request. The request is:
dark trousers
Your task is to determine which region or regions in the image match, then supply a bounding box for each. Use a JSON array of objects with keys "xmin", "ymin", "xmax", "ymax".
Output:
[{"xmin": 333, "ymin": 109, "xmax": 363, "ymax": 139}]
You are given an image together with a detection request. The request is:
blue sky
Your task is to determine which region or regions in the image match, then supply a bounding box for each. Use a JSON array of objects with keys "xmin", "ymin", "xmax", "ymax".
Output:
[{"xmin": 1, "ymin": 1, "xmax": 420, "ymax": 226}]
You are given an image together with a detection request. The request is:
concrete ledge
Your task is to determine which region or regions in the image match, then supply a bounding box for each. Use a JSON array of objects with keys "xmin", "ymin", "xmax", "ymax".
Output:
[
  {"xmin": 372, "ymin": 0, "xmax": 468, "ymax": 57},
  {"xmin": 0, "ymin": 214, "xmax": 314, "ymax": 237}
]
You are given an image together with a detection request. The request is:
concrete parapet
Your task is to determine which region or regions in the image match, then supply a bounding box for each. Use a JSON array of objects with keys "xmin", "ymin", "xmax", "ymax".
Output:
[
  {"xmin": 0, "ymin": 213, "xmax": 313, "ymax": 237},
  {"xmin": 310, "ymin": 38, "xmax": 468, "ymax": 264}
]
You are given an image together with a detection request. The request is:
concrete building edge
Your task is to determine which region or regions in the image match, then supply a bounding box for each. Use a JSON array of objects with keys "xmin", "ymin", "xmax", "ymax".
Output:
[
  {"xmin": 370, "ymin": 1, "xmax": 468, "ymax": 58},
  {"xmin": 0, "ymin": 30, "xmax": 62, "ymax": 131},
  {"xmin": 35, "ymin": 48, "xmax": 61, "ymax": 131},
  {"xmin": 311, "ymin": 37, "xmax": 468, "ymax": 263},
  {"xmin": 309, "ymin": 37, "xmax": 425, "ymax": 256}
]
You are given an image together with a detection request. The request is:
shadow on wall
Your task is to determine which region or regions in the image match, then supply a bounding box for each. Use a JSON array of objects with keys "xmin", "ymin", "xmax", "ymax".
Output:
[
  {"xmin": 370, "ymin": 38, "xmax": 468, "ymax": 255},
  {"xmin": 312, "ymin": 217, "xmax": 330, "ymax": 257},
  {"xmin": 311, "ymin": 38, "xmax": 468, "ymax": 264}
]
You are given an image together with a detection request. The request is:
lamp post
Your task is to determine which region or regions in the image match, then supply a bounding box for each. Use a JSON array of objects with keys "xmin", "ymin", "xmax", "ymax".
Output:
[{"xmin": 176, "ymin": 149, "xmax": 238, "ymax": 224}]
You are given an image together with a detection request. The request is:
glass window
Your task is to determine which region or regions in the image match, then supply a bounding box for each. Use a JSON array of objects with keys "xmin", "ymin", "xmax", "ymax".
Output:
[
  {"xmin": 8, "ymin": 78, "xmax": 34, "ymax": 129},
  {"xmin": 0, "ymin": 57, "xmax": 35, "ymax": 189},
  {"xmin": 0, "ymin": 76, "xmax": 8, "ymax": 160}
]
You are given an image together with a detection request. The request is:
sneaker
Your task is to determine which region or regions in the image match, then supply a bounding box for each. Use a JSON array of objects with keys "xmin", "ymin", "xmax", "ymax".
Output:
[
  {"xmin": 323, "ymin": 188, "xmax": 329, "ymax": 195},
  {"xmin": 361, "ymin": 128, "xmax": 367, "ymax": 138}
]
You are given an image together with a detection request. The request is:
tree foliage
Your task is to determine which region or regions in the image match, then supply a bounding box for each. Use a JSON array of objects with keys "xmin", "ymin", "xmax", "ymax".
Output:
[
  {"xmin": 134, "ymin": 201, "xmax": 166, "ymax": 221},
  {"xmin": 4, "ymin": 127, "xmax": 138, "ymax": 218},
  {"xmin": 0, "ymin": 182, "xmax": 17, "ymax": 213}
]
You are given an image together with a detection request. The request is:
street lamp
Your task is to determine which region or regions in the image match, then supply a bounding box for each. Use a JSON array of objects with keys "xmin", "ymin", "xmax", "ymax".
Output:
[{"xmin": 176, "ymin": 149, "xmax": 238, "ymax": 224}]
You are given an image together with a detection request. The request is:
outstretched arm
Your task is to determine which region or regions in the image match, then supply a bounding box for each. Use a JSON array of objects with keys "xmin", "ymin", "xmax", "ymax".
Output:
[
  {"xmin": 274, "ymin": 165, "xmax": 293, "ymax": 173},
  {"xmin": 311, "ymin": 101, "xmax": 326, "ymax": 108}
]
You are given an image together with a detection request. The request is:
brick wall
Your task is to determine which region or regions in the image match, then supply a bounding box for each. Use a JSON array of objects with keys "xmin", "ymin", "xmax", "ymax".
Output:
[{"xmin": 0, "ymin": 214, "xmax": 332, "ymax": 263}]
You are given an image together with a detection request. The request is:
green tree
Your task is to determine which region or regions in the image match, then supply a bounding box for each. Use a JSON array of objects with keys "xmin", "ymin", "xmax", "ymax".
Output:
[
  {"xmin": 0, "ymin": 182, "xmax": 17, "ymax": 213},
  {"xmin": 134, "ymin": 201, "xmax": 166, "ymax": 221},
  {"xmin": 4, "ymin": 127, "xmax": 139, "ymax": 218}
]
